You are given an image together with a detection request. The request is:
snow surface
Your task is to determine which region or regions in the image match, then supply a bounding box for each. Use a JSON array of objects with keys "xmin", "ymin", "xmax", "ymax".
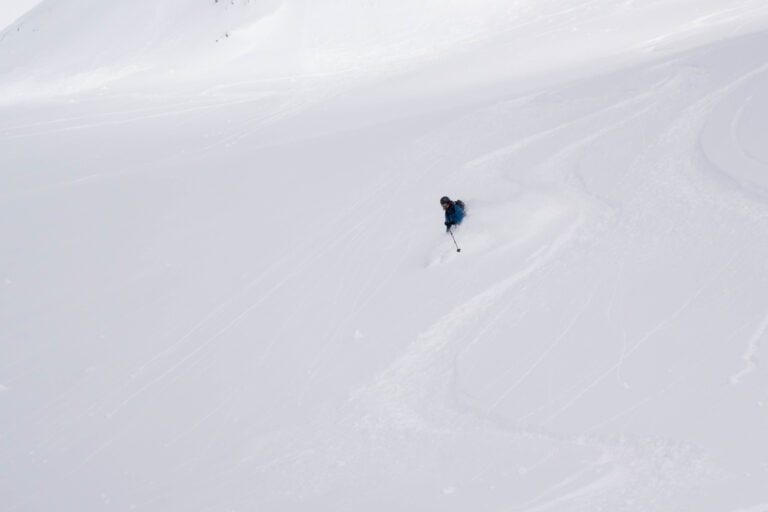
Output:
[
  {"xmin": 2, "ymin": 1, "xmax": 768, "ymax": 511},
  {"xmin": 0, "ymin": 0, "xmax": 44, "ymax": 33}
]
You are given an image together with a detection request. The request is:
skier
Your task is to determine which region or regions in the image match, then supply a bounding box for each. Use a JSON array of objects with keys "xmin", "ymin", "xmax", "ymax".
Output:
[{"xmin": 440, "ymin": 196, "xmax": 465, "ymax": 232}]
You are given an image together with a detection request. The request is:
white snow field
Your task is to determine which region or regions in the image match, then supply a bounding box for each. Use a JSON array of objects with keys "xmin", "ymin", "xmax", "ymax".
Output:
[
  {"xmin": 2, "ymin": 1, "xmax": 768, "ymax": 511},
  {"xmin": 0, "ymin": 0, "xmax": 44, "ymax": 33}
]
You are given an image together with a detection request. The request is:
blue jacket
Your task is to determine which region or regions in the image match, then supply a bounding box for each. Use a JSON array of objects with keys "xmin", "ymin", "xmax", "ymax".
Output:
[{"xmin": 445, "ymin": 202, "xmax": 464, "ymax": 226}]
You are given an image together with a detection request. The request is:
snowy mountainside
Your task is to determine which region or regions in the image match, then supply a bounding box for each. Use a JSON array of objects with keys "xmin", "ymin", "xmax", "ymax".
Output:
[
  {"xmin": 2, "ymin": 1, "xmax": 768, "ymax": 511},
  {"xmin": 0, "ymin": 0, "xmax": 44, "ymax": 32},
  {"xmin": 2, "ymin": 0, "xmax": 768, "ymax": 101}
]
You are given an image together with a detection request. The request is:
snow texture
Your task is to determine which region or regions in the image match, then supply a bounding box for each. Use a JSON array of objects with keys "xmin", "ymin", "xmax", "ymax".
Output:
[
  {"xmin": 0, "ymin": 0, "xmax": 44, "ymax": 33},
  {"xmin": 2, "ymin": 1, "xmax": 768, "ymax": 511}
]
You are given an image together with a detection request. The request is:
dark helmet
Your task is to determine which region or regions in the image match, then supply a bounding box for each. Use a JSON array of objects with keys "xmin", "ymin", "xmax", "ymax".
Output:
[{"xmin": 440, "ymin": 196, "xmax": 451, "ymax": 205}]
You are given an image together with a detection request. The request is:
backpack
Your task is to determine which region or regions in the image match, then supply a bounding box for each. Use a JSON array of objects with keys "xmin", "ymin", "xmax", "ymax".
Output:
[{"xmin": 455, "ymin": 199, "xmax": 466, "ymax": 213}]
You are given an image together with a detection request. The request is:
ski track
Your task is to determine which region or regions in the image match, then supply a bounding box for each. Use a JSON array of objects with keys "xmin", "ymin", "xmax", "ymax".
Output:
[
  {"xmin": 521, "ymin": 58, "xmax": 768, "ymax": 427},
  {"xmin": 539, "ymin": 252, "xmax": 739, "ymax": 427},
  {"xmin": 730, "ymin": 311, "xmax": 768, "ymax": 385},
  {"xmin": 104, "ymin": 160, "xmax": 407, "ymax": 418},
  {"xmin": 81, "ymin": 53, "xmax": 763, "ymax": 506},
  {"xmin": 486, "ymin": 283, "xmax": 601, "ymax": 413},
  {"xmin": 5, "ymin": 6, "xmax": 768, "ymax": 511},
  {"xmin": 334, "ymin": 40, "xmax": 768, "ymax": 510}
]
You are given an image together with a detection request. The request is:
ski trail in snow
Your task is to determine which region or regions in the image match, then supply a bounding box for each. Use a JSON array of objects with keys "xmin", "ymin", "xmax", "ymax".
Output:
[
  {"xmin": 541, "ymin": 252, "xmax": 739, "ymax": 426},
  {"xmin": 452, "ymin": 78, "xmax": 673, "ymax": 415},
  {"xmin": 465, "ymin": 74, "xmax": 682, "ymax": 173},
  {"xmin": 352, "ymin": 214, "xmax": 583, "ymax": 433},
  {"xmin": 730, "ymin": 311, "xmax": 768, "ymax": 385},
  {"xmin": 486, "ymin": 283, "xmax": 601, "ymax": 413},
  {"xmin": 107, "ymin": 230, "xmax": 360, "ymax": 417},
  {"xmin": 532, "ymin": 61, "xmax": 768, "ymax": 424},
  {"xmin": 605, "ymin": 258, "xmax": 632, "ymax": 389},
  {"xmin": 106, "ymin": 169, "xmax": 402, "ymax": 416},
  {"xmin": 300, "ymin": 231, "xmax": 415, "ymax": 397},
  {"xmin": 584, "ymin": 316, "xmax": 757, "ymax": 433}
]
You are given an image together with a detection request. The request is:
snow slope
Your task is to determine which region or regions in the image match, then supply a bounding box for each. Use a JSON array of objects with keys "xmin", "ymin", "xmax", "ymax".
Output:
[
  {"xmin": 0, "ymin": 0, "xmax": 44, "ymax": 32},
  {"xmin": 2, "ymin": 1, "xmax": 768, "ymax": 511}
]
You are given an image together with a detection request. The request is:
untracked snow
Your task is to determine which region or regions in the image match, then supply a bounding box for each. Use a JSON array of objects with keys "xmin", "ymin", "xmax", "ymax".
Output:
[
  {"xmin": 0, "ymin": 0, "xmax": 44, "ymax": 33},
  {"xmin": 2, "ymin": 1, "xmax": 768, "ymax": 511}
]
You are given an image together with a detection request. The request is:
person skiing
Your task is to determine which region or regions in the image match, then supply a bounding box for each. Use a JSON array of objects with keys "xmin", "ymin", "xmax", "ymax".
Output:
[{"xmin": 440, "ymin": 196, "xmax": 464, "ymax": 232}]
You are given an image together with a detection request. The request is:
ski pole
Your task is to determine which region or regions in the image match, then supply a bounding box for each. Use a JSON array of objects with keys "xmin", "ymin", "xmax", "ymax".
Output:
[{"xmin": 448, "ymin": 227, "xmax": 461, "ymax": 252}]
